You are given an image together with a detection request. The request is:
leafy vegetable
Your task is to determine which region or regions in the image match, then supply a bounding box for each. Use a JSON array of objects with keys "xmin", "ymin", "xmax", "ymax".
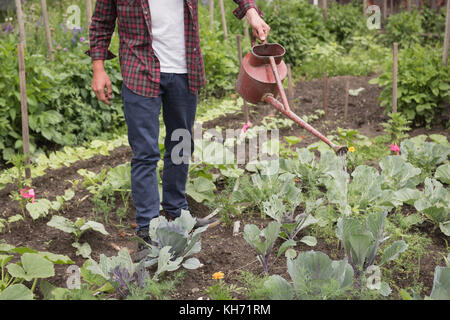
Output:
[
  {"xmin": 414, "ymin": 178, "xmax": 450, "ymax": 235},
  {"xmin": 336, "ymin": 211, "xmax": 408, "ymax": 295},
  {"xmin": 243, "ymin": 221, "xmax": 281, "ymax": 274},
  {"xmin": 264, "ymin": 251, "xmax": 354, "ymax": 300},
  {"xmin": 262, "ymin": 194, "xmax": 319, "ymax": 247},
  {"xmin": 142, "ymin": 210, "xmax": 207, "ymax": 279},
  {"xmin": 47, "ymin": 215, "xmax": 109, "ymax": 258}
]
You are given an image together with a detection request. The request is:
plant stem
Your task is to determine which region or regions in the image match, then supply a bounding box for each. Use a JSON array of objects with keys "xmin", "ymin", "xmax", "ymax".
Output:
[{"xmin": 31, "ymin": 278, "xmax": 38, "ymax": 293}]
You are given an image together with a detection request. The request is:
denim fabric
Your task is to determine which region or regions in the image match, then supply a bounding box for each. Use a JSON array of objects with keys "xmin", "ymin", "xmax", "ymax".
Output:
[{"xmin": 122, "ymin": 73, "xmax": 197, "ymax": 231}]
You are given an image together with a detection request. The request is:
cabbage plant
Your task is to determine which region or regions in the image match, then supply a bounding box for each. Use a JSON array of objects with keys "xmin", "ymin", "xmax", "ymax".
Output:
[
  {"xmin": 263, "ymin": 251, "xmax": 354, "ymax": 300},
  {"xmin": 414, "ymin": 178, "xmax": 450, "ymax": 236},
  {"xmin": 430, "ymin": 254, "xmax": 450, "ymax": 300},
  {"xmin": 141, "ymin": 210, "xmax": 207, "ymax": 280},
  {"xmin": 324, "ymin": 165, "xmax": 398, "ymax": 216},
  {"xmin": 262, "ymin": 194, "xmax": 320, "ymax": 246},
  {"xmin": 243, "ymin": 221, "xmax": 281, "ymax": 274},
  {"xmin": 400, "ymin": 136, "xmax": 450, "ymax": 181},
  {"xmin": 336, "ymin": 211, "xmax": 408, "ymax": 296}
]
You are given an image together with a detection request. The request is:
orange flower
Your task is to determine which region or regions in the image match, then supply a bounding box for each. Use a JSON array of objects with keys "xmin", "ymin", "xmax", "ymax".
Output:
[
  {"xmin": 348, "ymin": 147, "xmax": 355, "ymax": 153},
  {"xmin": 212, "ymin": 272, "xmax": 224, "ymax": 280}
]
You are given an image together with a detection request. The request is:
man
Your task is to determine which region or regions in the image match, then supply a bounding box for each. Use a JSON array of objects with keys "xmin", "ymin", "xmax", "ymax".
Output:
[{"xmin": 87, "ymin": 0, "xmax": 270, "ymax": 261}]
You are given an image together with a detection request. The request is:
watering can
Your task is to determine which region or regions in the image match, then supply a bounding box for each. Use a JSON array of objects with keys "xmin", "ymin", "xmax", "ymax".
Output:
[{"xmin": 235, "ymin": 40, "xmax": 348, "ymax": 155}]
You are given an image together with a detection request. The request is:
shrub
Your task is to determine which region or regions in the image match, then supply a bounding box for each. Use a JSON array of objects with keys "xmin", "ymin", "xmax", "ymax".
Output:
[
  {"xmin": 0, "ymin": 35, "xmax": 124, "ymax": 161},
  {"xmin": 325, "ymin": 1, "xmax": 368, "ymax": 45},
  {"xmin": 258, "ymin": 0, "xmax": 331, "ymax": 66},
  {"xmin": 381, "ymin": 10, "xmax": 424, "ymax": 48},
  {"xmin": 369, "ymin": 44, "xmax": 450, "ymax": 127}
]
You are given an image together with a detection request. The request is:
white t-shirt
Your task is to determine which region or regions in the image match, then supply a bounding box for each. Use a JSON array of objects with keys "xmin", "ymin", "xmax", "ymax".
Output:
[{"xmin": 148, "ymin": 0, "xmax": 187, "ymax": 74}]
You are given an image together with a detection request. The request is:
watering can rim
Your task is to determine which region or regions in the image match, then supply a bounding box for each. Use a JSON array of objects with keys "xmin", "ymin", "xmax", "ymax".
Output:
[{"xmin": 251, "ymin": 42, "xmax": 286, "ymax": 60}]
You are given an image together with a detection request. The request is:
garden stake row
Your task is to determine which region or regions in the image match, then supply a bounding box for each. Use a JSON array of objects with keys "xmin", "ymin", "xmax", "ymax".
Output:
[{"xmin": 236, "ymin": 40, "xmax": 348, "ymax": 155}]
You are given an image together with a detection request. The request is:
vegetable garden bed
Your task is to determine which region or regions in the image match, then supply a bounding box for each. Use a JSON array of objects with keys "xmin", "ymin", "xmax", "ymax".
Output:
[{"xmin": 0, "ymin": 75, "xmax": 448, "ymax": 300}]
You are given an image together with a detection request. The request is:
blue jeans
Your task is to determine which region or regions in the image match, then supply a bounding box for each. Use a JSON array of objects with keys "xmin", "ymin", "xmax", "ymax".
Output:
[{"xmin": 121, "ymin": 73, "xmax": 197, "ymax": 231}]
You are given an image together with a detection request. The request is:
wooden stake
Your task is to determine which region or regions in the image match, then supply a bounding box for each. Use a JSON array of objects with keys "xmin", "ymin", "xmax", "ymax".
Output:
[
  {"xmin": 236, "ymin": 34, "xmax": 249, "ymax": 122},
  {"xmin": 287, "ymin": 64, "xmax": 294, "ymax": 106},
  {"xmin": 383, "ymin": 0, "xmax": 388, "ymax": 20},
  {"xmin": 15, "ymin": 0, "xmax": 26, "ymax": 47},
  {"xmin": 344, "ymin": 79, "xmax": 349, "ymax": 121},
  {"xmin": 392, "ymin": 43, "xmax": 398, "ymax": 113},
  {"xmin": 323, "ymin": 0, "xmax": 327, "ymax": 20},
  {"xmin": 218, "ymin": 0, "xmax": 228, "ymax": 40},
  {"xmin": 443, "ymin": 0, "xmax": 450, "ymax": 66},
  {"xmin": 323, "ymin": 72, "xmax": 328, "ymax": 117},
  {"xmin": 41, "ymin": 0, "xmax": 53, "ymax": 61},
  {"xmin": 363, "ymin": 0, "xmax": 368, "ymax": 16},
  {"xmin": 18, "ymin": 44, "xmax": 31, "ymax": 180},
  {"xmin": 85, "ymin": 0, "xmax": 93, "ymax": 27},
  {"xmin": 233, "ymin": 221, "xmax": 241, "ymax": 236},
  {"xmin": 209, "ymin": 0, "xmax": 214, "ymax": 31}
]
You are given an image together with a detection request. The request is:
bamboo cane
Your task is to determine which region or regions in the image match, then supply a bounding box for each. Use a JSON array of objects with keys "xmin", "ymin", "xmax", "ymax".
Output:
[{"xmin": 18, "ymin": 44, "xmax": 31, "ymax": 180}]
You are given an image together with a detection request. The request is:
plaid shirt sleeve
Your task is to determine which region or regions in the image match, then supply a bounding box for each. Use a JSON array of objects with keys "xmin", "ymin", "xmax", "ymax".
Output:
[
  {"xmin": 232, "ymin": 0, "xmax": 263, "ymax": 19},
  {"xmin": 85, "ymin": 0, "xmax": 117, "ymax": 60}
]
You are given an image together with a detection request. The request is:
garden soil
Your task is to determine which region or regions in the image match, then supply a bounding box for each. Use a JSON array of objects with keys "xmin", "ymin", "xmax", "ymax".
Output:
[{"xmin": 0, "ymin": 75, "xmax": 448, "ymax": 300}]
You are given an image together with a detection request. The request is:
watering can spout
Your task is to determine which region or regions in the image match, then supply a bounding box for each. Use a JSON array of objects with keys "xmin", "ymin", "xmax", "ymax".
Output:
[{"xmin": 235, "ymin": 42, "xmax": 348, "ymax": 155}]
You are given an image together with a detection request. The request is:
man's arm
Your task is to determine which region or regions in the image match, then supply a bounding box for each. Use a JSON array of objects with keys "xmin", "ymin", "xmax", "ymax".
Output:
[
  {"xmin": 86, "ymin": 0, "xmax": 117, "ymax": 105},
  {"xmin": 232, "ymin": 1, "xmax": 270, "ymax": 42}
]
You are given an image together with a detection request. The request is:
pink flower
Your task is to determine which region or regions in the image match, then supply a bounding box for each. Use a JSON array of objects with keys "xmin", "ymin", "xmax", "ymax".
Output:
[
  {"xmin": 390, "ymin": 143, "xmax": 400, "ymax": 155},
  {"xmin": 241, "ymin": 121, "xmax": 252, "ymax": 133},
  {"xmin": 20, "ymin": 188, "xmax": 35, "ymax": 203}
]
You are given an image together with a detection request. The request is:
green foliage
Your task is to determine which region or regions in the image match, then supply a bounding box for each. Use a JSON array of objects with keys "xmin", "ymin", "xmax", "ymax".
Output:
[
  {"xmin": 420, "ymin": 5, "xmax": 447, "ymax": 45},
  {"xmin": 324, "ymin": 165, "xmax": 397, "ymax": 216},
  {"xmin": 430, "ymin": 255, "xmax": 450, "ymax": 300},
  {"xmin": 262, "ymin": 194, "xmax": 319, "ymax": 246},
  {"xmin": 198, "ymin": 4, "xmax": 239, "ymax": 98},
  {"xmin": 85, "ymin": 248, "xmax": 181, "ymax": 299},
  {"xmin": 0, "ymin": 34, "xmax": 124, "ymax": 162},
  {"xmin": 280, "ymin": 148, "xmax": 341, "ymax": 199},
  {"xmin": 0, "ymin": 241, "xmax": 73, "ymax": 300},
  {"xmin": 370, "ymin": 44, "xmax": 450, "ymax": 127},
  {"xmin": 264, "ymin": 251, "xmax": 354, "ymax": 300},
  {"xmin": 381, "ymin": 112, "xmax": 412, "ymax": 144},
  {"xmin": 435, "ymin": 163, "xmax": 450, "ymax": 184},
  {"xmin": 142, "ymin": 211, "xmax": 207, "ymax": 280},
  {"xmin": 325, "ymin": 2, "xmax": 368, "ymax": 44},
  {"xmin": 382, "ymin": 11, "xmax": 424, "ymax": 48},
  {"xmin": 414, "ymin": 178, "xmax": 450, "ymax": 236},
  {"xmin": 400, "ymin": 135, "xmax": 450, "ymax": 180},
  {"xmin": 26, "ymin": 189, "xmax": 74, "ymax": 220},
  {"xmin": 336, "ymin": 211, "xmax": 408, "ymax": 296},
  {"xmin": 259, "ymin": 0, "xmax": 331, "ymax": 66},
  {"xmin": 243, "ymin": 221, "xmax": 282, "ymax": 274},
  {"xmin": 299, "ymin": 35, "xmax": 388, "ymax": 78},
  {"xmin": 379, "ymin": 155, "xmax": 421, "ymax": 191},
  {"xmin": 231, "ymin": 172, "xmax": 300, "ymax": 214},
  {"xmin": 47, "ymin": 215, "xmax": 109, "ymax": 258},
  {"xmin": 204, "ymin": 279, "xmax": 235, "ymax": 300}
]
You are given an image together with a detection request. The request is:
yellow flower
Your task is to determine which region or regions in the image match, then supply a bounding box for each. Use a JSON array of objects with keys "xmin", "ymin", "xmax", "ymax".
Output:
[
  {"xmin": 212, "ymin": 272, "xmax": 224, "ymax": 280},
  {"xmin": 348, "ymin": 147, "xmax": 355, "ymax": 153}
]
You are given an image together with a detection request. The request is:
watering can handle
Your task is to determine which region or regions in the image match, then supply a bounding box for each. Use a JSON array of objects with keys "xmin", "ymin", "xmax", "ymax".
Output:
[{"xmin": 251, "ymin": 33, "xmax": 268, "ymax": 48}]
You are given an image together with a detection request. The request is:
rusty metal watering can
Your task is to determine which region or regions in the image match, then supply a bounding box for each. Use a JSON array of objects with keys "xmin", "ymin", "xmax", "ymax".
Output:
[{"xmin": 235, "ymin": 40, "xmax": 348, "ymax": 155}]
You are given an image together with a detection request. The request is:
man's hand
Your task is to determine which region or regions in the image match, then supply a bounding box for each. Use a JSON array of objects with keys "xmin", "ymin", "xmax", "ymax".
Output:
[
  {"xmin": 245, "ymin": 8, "xmax": 270, "ymax": 42},
  {"xmin": 92, "ymin": 60, "xmax": 113, "ymax": 105}
]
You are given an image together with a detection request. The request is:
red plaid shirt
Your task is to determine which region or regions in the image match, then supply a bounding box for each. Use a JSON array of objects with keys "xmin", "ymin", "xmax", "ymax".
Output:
[{"xmin": 86, "ymin": 0, "xmax": 262, "ymax": 97}]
